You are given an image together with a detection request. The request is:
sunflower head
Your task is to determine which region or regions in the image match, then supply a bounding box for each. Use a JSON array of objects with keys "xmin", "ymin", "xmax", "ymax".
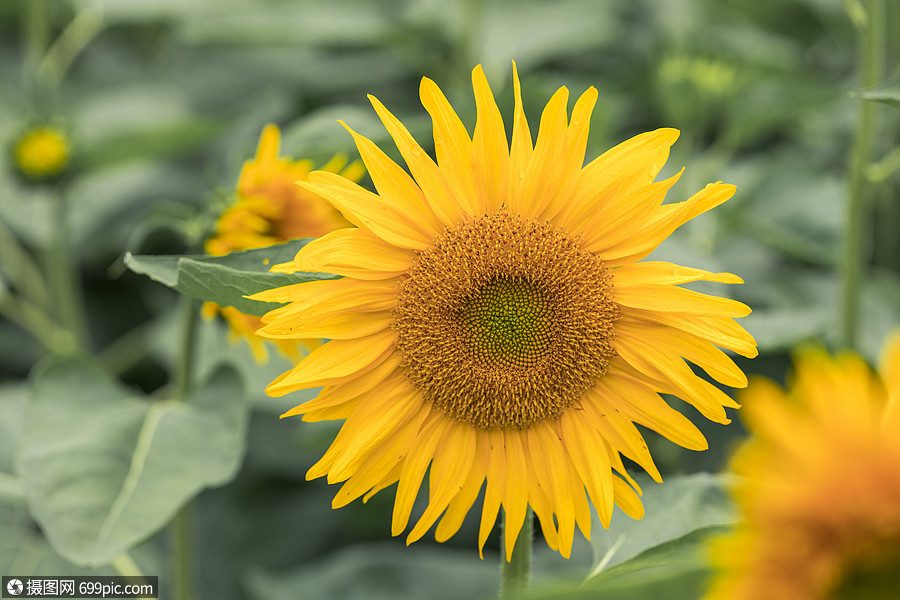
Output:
[
  {"xmin": 707, "ymin": 335, "xmax": 900, "ymax": 600},
  {"xmin": 252, "ymin": 64, "xmax": 755, "ymax": 560},
  {"xmin": 12, "ymin": 126, "xmax": 70, "ymax": 180},
  {"xmin": 203, "ymin": 124, "xmax": 362, "ymax": 363}
]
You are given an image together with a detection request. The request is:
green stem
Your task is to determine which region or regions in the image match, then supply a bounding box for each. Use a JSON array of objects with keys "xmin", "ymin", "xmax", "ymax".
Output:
[
  {"xmin": 500, "ymin": 508, "xmax": 533, "ymax": 600},
  {"xmin": 0, "ymin": 291, "xmax": 75, "ymax": 353},
  {"xmin": 173, "ymin": 505, "xmax": 192, "ymax": 600},
  {"xmin": 840, "ymin": 0, "xmax": 884, "ymax": 350},
  {"xmin": 173, "ymin": 298, "xmax": 201, "ymax": 400},
  {"xmin": 22, "ymin": 0, "xmax": 49, "ymax": 73},
  {"xmin": 171, "ymin": 298, "xmax": 200, "ymax": 600},
  {"xmin": 112, "ymin": 553, "xmax": 144, "ymax": 578},
  {"xmin": 0, "ymin": 217, "xmax": 51, "ymax": 311},
  {"xmin": 46, "ymin": 189, "xmax": 88, "ymax": 353}
]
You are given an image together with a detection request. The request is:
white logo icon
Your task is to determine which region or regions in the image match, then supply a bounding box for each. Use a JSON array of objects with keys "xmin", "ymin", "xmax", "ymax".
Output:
[{"xmin": 6, "ymin": 579, "xmax": 24, "ymax": 596}]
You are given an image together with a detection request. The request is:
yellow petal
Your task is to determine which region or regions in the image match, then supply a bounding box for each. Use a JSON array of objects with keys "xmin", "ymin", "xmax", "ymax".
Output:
[
  {"xmin": 272, "ymin": 228, "xmax": 413, "ymax": 279},
  {"xmin": 259, "ymin": 310, "xmax": 394, "ymax": 340},
  {"xmin": 514, "ymin": 86, "xmax": 569, "ymax": 217},
  {"xmin": 614, "ymin": 261, "xmax": 744, "ymax": 286},
  {"xmin": 531, "ymin": 422, "xmax": 576, "ymax": 559},
  {"xmin": 471, "ymin": 65, "xmax": 510, "ymax": 213},
  {"xmin": 613, "ymin": 329, "xmax": 737, "ymax": 424},
  {"xmin": 560, "ymin": 408, "xmax": 614, "ymax": 528},
  {"xmin": 478, "ymin": 429, "xmax": 506, "ymax": 558},
  {"xmin": 508, "ymin": 61, "xmax": 533, "ymax": 202},
  {"xmin": 420, "ymin": 77, "xmax": 482, "ymax": 216},
  {"xmin": 327, "ymin": 380, "xmax": 424, "ymax": 483},
  {"xmin": 266, "ymin": 330, "xmax": 396, "ymax": 396},
  {"xmin": 434, "ymin": 462, "xmax": 485, "ymax": 543},
  {"xmin": 598, "ymin": 368, "xmax": 708, "ymax": 451},
  {"xmin": 599, "ymin": 183, "xmax": 736, "ymax": 266},
  {"xmin": 300, "ymin": 171, "xmax": 434, "ymax": 249},
  {"xmin": 281, "ymin": 353, "xmax": 402, "ymax": 419},
  {"xmin": 622, "ymin": 307, "xmax": 758, "ymax": 358},
  {"xmin": 368, "ymin": 94, "xmax": 460, "ymax": 226},
  {"xmin": 559, "ymin": 127, "xmax": 679, "ymax": 228},
  {"xmin": 335, "ymin": 123, "xmax": 444, "ymax": 238},
  {"xmin": 255, "ymin": 278, "xmax": 399, "ymax": 325},
  {"xmin": 392, "ymin": 413, "xmax": 447, "ymax": 536},
  {"xmin": 407, "ymin": 421, "xmax": 476, "ymax": 544},
  {"xmin": 542, "ymin": 86, "xmax": 598, "ymax": 223},
  {"xmin": 614, "ymin": 284, "xmax": 751, "ymax": 318},
  {"xmin": 502, "ymin": 431, "xmax": 530, "ymax": 560}
]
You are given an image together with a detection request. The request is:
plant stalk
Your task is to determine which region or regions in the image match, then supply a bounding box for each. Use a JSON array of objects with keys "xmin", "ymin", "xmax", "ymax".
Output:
[
  {"xmin": 47, "ymin": 190, "xmax": 88, "ymax": 353},
  {"xmin": 500, "ymin": 508, "xmax": 533, "ymax": 599},
  {"xmin": 840, "ymin": 0, "xmax": 884, "ymax": 350}
]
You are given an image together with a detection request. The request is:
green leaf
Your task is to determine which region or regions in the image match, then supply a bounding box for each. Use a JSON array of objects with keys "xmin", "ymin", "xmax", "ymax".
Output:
[
  {"xmin": 244, "ymin": 544, "xmax": 496, "ymax": 600},
  {"xmin": 853, "ymin": 71, "xmax": 900, "ymax": 109},
  {"xmin": 587, "ymin": 473, "xmax": 736, "ymax": 578},
  {"xmin": 124, "ymin": 239, "xmax": 337, "ymax": 315},
  {"xmin": 527, "ymin": 526, "xmax": 728, "ymax": 600},
  {"xmin": 15, "ymin": 358, "xmax": 248, "ymax": 566}
]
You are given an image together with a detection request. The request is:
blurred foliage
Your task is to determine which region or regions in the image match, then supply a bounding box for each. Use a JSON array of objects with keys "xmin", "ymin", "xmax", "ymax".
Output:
[{"xmin": 1, "ymin": 0, "xmax": 899, "ymax": 599}]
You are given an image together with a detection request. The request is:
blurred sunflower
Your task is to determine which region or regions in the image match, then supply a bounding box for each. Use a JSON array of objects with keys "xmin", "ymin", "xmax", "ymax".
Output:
[
  {"xmin": 204, "ymin": 124, "xmax": 364, "ymax": 363},
  {"xmin": 251, "ymin": 65, "xmax": 755, "ymax": 559},
  {"xmin": 707, "ymin": 337, "xmax": 900, "ymax": 600},
  {"xmin": 13, "ymin": 126, "xmax": 70, "ymax": 180}
]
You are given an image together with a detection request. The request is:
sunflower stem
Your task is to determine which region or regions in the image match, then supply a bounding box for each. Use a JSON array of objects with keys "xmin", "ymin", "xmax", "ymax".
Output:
[
  {"xmin": 172, "ymin": 504, "xmax": 192, "ymax": 600},
  {"xmin": 47, "ymin": 189, "xmax": 88, "ymax": 353},
  {"xmin": 173, "ymin": 297, "xmax": 201, "ymax": 401},
  {"xmin": 172, "ymin": 298, "xmax": 201, "ymax": 600},
  {"xmin": 840, "ymin": 0, "xmax": 884, "ymax": 350},
  {"xmin": 500, "ymin": 508, "xmax": 533, "ymax": 600}
]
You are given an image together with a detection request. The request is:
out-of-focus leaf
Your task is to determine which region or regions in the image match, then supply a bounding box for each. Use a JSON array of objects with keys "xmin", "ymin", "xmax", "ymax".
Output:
[
  {"xmin": 741, "ymin": 306, "xmax": 832, "ymax": 353},
  {"xmin": 0, "ymin": 505, "xmax": 116, "ymax": 579},
  {"xmin": 244, "ymin": 544, "xmax": 496, "ymax": 600},
  {"xmin": 853, "ymin": 71, "xmax": 900, "ymax": 109},
  {"xmin": 528, "ymin": 526, "xmax": 728, "ymax": 600},
  {"xmin": 124, "ymin": 239, "xmax": 336, "ymax": 315},
  {"xmin": 587, "ymin": 473, "xmax": 736, "ymax": 579},
  {"xmin": 859, "ymin": 270, "xmax": 900, "ymax": 363},
  {"xmin": 16, "ymin": 358, "xmax": 247, "ymax": 566},
  {"xmin": 78, "ymin": 119, "xmax": 221, "ymax": 170}
]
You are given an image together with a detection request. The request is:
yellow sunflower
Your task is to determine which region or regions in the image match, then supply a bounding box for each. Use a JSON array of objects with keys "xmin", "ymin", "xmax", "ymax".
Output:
[
  {"xmin": 13, "ymin": 126, "xmax": 70, "ymax": 179},
  {"xmin": 707, "ymin": 336, "xmax": 900, "ymax": 600},
  {"xmin": 251, "ymin": 65, "xmax": 756, "ymax": 559},
  {"xmin": 204, "ymin": 123, "xmax": 364, "ymax": 363}
]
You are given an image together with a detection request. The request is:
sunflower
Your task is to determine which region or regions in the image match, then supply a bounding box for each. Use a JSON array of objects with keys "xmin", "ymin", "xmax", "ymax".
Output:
[
  {"xmin": 251, "ymin": 65, "xmax": 755, "ymax": 559},
  {"xmin": 13, "ymin": 126, "xmax": 70, "ymax": 180},
  {"xmin": 204, "ymin": 123, "xmax": 364, "ymax": 363},
  {"xmin": 707, "ymin": 336, "xmax": 900, "ymax": 600}
]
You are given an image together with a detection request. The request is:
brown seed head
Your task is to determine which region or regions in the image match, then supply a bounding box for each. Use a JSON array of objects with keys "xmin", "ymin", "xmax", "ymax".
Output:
[{"xmin": 393, "ymin": 208, "xmax": 618, "ymax": 429}]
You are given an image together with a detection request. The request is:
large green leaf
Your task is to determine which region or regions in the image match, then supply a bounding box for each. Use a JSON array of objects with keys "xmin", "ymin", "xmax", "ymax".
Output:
[
  {"xmin": 528, "ymin": 526, "xmax": 729, "ymax": 600},
  {"xmin": 244, "ymin": 544, "xmax": 496, "ymax": 600},
  {"xmin": 587, "ymin": 473, "xmax": 736, "ymax": 578},
  {"xmin": 15, "ymin": 358, "xmax": 248, "ymax": 566},
  {"xmin": 124, "ymin": 239, "xmax": 337, "ymax": 315}
]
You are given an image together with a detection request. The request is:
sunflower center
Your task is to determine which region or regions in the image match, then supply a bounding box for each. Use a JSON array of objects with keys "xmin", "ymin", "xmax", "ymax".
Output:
[
  {"xmin": 394, "ymin": 208, "xmax": 619, "ymax": 430},
  {"xmin": 458, "ymin": 277, "xmax": 553, "ymax": 369},
  {"xmin": 830, "ymin": 547, "xmax": 900, "ymax": 600}
]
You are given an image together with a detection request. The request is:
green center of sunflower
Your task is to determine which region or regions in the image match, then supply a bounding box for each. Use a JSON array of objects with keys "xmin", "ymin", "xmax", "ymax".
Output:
[
  {"xmin": 394, "ymin": 208, "xmax": 619, "ymax": 430},
  {"xmin": 458, "ymin": 277, "xmax": 553, "ymax": 369}
]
